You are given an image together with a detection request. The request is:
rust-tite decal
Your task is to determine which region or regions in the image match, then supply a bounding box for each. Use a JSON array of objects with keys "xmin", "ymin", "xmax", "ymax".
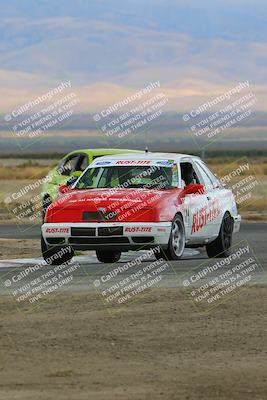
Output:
[
  {"xmin": 124, "ymin": 227, "xmax": 152, "ymax": 233},
  {"xmin": 116, "ymin": 160, "xmax": 152, "ymax": 165},
  {"xmin": 45, "ymin": 227, "xmax": 70, "ymax": 234},
  {"xmin": 191, "ymin": 199, "xmax": 221, "ymax": 234}
]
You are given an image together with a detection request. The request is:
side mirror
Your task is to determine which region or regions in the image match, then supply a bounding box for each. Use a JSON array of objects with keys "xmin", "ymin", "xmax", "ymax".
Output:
[
  {"xmin": 182, "ymin": 183, "xmax": 206, "ymax": 196},
  {"xmin": 58, "ymin": 176, "xmax": 78, "ymax": 194},
  {"xmin": 59, "ymin": 183, "xmax": 70, "ymax": 194},
  {"xmin": 67, "ymin": 176, "xmax": 78, "ymax": 186}
]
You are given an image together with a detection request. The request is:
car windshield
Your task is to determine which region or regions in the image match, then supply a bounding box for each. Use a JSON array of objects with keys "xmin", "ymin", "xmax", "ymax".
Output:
[{"xmin": 75, "ymin": 165, "xmax": 178, "ymax": 190}]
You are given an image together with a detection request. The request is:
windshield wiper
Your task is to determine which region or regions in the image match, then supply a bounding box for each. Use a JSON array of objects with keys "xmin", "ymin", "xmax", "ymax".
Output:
[
  {"xmin": 127, "ymin": 184, "xmax": 146, "ymax": 188},
  {"xmin": 144, "ymin": 184, "xmax": 174, "ymax": 190}
]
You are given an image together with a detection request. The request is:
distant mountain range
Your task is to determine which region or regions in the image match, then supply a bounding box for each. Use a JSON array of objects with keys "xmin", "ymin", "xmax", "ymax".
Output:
[
  {"xmin": 1, "ymin": 112, "xmax": 267, "ymax": 131},
  {"xmin": 0, "ymin": 110, "xmax": 266, "ymax": 154},
  {"xmin": 0, "ymin": 0, "xmax": 266, "ymax": 113}
]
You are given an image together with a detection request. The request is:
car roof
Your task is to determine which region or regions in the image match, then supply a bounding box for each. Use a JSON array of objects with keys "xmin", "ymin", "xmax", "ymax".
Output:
[
  {"xmin": 90, "ymin": 152, "xmax": 201, "ymax": 162},
  {"xmin": 68, "ymin": 148, "xmax": 142, "ymax": 156}
]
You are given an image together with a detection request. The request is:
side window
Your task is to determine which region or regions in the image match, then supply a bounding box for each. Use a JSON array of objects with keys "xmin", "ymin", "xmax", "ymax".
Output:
[
  {"xmin": 59, "ymin": 154, "xmax": 80, "ymax": 176},
  {"xmin": 76, "ymin": 154, "xmax": 88, "ymax": 172},
  {"xmin": 180, "ymin": 162, "xmax": 200, "ymax": 186},
  {"xmin": 201, "ymin": 161, "xmax": 221, "ymax": 188},
  {"xmin": 195, "ymin": 162, "xmax": 214, "ymax": 190},
  {"xmin": 196, "ymin": 161, "xmax": 221, "ymax": 189}
]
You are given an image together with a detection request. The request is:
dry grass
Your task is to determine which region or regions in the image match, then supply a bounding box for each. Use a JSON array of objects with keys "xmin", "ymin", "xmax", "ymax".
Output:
[
  {"xmin": 0, "ymin": 157, "xmax": 265, "ymax": 219},
  {"xmin": 0, "ymin": 157, "xmax": 266, "ymax": 180},
  {"xmin": 0, "ymin": 164, "xmax": 50, "ymax": 180},
  {"xmin": 240, "ymin": 197, "xmax": 267, "ymax": 212},
  {"xmin": 208, "ymin": 159, "xmax": 267, "ymax": 177}
]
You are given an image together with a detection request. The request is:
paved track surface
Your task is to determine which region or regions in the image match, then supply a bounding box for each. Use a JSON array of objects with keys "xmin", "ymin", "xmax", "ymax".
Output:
[
  {"xmin": 0, "ymin": 224, "xmax": 40, "ymax": 239},
  {"xmin": 0, "ymin": 223, "xmax": 266, "ymax": 297}
]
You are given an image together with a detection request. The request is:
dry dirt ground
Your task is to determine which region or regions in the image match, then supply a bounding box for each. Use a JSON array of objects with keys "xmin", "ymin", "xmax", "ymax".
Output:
[
  {"xmin": 0, "ymin": 239, "xmax": 41, "ymax": 259},
  {"xmin": 0, "ymin": 287, "xmax": 266, "ymax": 400},
  {"xmin": 0, "ymin": 239, "xmax": 92, "ymax": 260}
]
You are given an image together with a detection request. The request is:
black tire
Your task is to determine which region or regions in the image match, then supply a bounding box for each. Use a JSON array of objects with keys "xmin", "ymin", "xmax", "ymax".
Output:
[
  {"xmin": 154, "ymin": 248, "xmax": 166, "ymax": 261},
  {"xmin": 42, "ymin": 195, "xmax": 52, "ymax": 222},
  {"xmin": 156, "ymin": 214, "xmax": 185, "ymax": 261},
  {"xmin": 41, "ymin": 234, "xmax": 74, "ymax": 265},
  {"xmin": 206, "ymin": 212, "xmax": 234, "ymax": 258},
  {"xmin": 96, "ymin": 250, "xmax": 121, "ymax": 263}
]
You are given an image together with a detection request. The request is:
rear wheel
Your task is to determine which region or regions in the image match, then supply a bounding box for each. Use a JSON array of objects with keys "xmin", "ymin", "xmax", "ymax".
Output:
[
  {"xmin": 206, "ymin": 212, "xmax": 234, "ymax": 258},
  {"xmin": 96, "ymin": 250, "xmax": 121, "ymax": 263},
  {"xmin": 155, "ymin": 214, "xmax": 185, "ymax": 261},
  {"xmin": 41, "ymin": 235, "xmax": 74, "ymax": 265}
]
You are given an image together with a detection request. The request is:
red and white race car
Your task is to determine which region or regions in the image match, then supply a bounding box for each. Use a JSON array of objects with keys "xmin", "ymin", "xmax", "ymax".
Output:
[{"xmin": 41, "ymin": 152, "xmax": 241, "ymax": 264}]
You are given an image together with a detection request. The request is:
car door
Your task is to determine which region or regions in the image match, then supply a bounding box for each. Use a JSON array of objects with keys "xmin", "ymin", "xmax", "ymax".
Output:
[
  {"xmin": 193, "ymin": 160, "xmax": 223, "ymax": 239},
  {"xmin": 47, "ymin": 153, "xmax": 83, "ymax": 200},
  {"xmin": 44, "ymin": 152, "xmax": 89, "ymax": 203},
  {"xmin": 179, "ymin": 159, "xmax": 211, "ymax": 244}
]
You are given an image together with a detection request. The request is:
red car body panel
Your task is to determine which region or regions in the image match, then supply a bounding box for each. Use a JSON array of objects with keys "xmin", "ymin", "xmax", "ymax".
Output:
[{"xmin": 46, "ymin": 188, "xmax": 184, "ymax": 223}]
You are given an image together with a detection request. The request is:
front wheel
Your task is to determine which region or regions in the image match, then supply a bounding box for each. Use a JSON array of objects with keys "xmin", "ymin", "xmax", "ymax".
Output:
[
  {"xmin": 96, "ymin": 250, "xmax": 121, "ymax": 263},
  {"xmin": 42, "ymin": 195, "xmax": 52, "ymax": 222},
  {"xmin": 206, "ymin": 212, "xmax": 234, "ymax": 258},
  {"xmin": 155, "ymin": 215, "xmax": 185, "ymax": 261},
  {"xmin": 41, "ymin": 235, "xmax": 74, "ymax": 265}
]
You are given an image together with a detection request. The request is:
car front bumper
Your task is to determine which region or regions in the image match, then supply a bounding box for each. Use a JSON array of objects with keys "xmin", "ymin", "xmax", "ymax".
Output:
[{"xmin": 42, "ymin": 222, "xmax": 172, "ymax": 251}]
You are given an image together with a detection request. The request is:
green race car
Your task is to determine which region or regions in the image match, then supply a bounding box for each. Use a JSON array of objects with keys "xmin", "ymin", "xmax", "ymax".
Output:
[{"xmin": 42, "ymin": 148, "xmax": 142, "ymax": 219}]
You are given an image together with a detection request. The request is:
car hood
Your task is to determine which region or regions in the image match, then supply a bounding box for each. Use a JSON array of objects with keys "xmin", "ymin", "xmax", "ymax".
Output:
[
  {"xmin": 56, "ymin": 187, "xmax": 180, "ymax": 208},
  {"xmin": 46, "ymin": 188, "xmax": 182, "ymax": 223}
]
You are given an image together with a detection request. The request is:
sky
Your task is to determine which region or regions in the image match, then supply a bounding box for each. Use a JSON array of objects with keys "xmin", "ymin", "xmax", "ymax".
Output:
[{"xmin": 0, "ymin": 0, "xmax": 266, "ymax": 112}]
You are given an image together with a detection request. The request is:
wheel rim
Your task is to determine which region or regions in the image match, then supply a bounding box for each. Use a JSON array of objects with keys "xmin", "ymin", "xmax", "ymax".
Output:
[
  {"xmin": 222, "ymin": 216, "xmax": 232, "ymax": 249},
  {"xmin": 171, "ymin": 219, "xmax": 185, "ymax": 257}
]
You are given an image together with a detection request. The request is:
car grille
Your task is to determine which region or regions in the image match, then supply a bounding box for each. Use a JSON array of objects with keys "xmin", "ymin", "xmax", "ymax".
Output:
[
  {"xmin": 98, "ymin": 227, "xmax": 123, "ymax": 236},
  {"xmin": 83, "ymin": 211, "xmax": 118, "ymax": 221},
  {"xmin": 71, "ymin": 227, "xmax": 96, "ymax": 236},
  {"xmin": 69, "ymin": 237, "xmax": 129, "ymax": 245}
]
